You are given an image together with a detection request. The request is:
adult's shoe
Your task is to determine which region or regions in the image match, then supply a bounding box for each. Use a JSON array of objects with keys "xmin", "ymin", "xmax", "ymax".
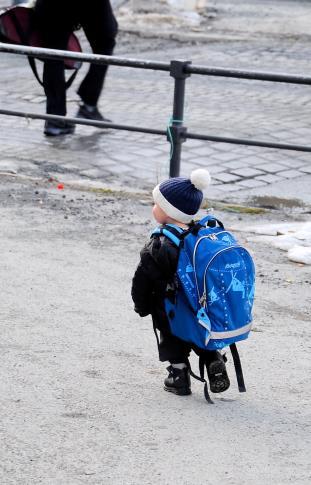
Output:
[
  {"xmin": 44, "ymin": 120, "xmax": 75, "ymax": 137},
  {"xmin": 76, "ymin": 103, "xmax": 112, "ymax": 122}
]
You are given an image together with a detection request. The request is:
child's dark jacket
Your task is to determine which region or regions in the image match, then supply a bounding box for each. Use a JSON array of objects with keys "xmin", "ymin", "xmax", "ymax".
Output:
[{"xmin": 131, "ymin": 232, "xmax": 179, "ymax": 331}]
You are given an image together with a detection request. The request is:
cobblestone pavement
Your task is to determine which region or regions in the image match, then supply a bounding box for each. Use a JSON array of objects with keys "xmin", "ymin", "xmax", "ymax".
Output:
[{"xmin": 1, "ymin": 2, "xmax": 311, "ymax": 197}]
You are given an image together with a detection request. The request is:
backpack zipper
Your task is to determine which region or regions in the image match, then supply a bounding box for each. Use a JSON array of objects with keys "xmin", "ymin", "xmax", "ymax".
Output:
[
  {"xmin": 192, "ymin": 231, "xmax": 234, "ymax": 261},
  {"xmin": 201, "ymin": 245, "xmax": 243, "ymax": 304},
  {"xmin": 201, "ymin": 246, "xmax": 254, "ymax": 307},
  {"xmin": 192, "ymin": 234, "xmax": 240, "ymax": 302}
]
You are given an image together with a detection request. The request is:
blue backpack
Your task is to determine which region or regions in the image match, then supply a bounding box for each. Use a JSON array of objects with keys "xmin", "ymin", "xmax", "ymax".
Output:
[{"xmin": 152, "ymin": 215, "xmax": 255, "ymax": 400}]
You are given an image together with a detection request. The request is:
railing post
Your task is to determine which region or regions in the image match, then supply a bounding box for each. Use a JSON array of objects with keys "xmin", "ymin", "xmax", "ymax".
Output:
[{"xmin": 168, "ymin": 60, "xmax": 191, "ymax": 177}]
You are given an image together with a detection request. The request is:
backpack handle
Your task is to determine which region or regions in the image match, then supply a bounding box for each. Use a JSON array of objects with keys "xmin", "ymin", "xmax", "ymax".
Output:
[
  {"xmin": 151, "ymin": 216, "xmax": 224, "ymax": 244},
  {"xmin": 188, "ymin": 215, "xmax": 224, "ymax": 235},
  {"xmin": 200, "ymin": 215, "xmax": 224, "ymax": 229}
]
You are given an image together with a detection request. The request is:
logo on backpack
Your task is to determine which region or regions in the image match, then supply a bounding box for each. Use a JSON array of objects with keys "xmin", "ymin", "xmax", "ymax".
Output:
[{"xmin": 225, "ymin": 262, "xmax": 241, "ymax": 269}]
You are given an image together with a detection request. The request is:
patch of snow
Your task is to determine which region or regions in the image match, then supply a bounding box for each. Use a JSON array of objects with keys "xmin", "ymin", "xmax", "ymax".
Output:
[
  {"xmin": 240, "ymin": 222, "xmax": 311, "ymax": 236},
  {"xmin": 168, "ymin": 0, "xmax": 197, "ymax": 10},
  {"xmin": 233, "ymin": 221, "xmax": 311, "ymax": 265},
  {"xmin": 288, "ymin": 246, "xmax": 311, "ymax": 265},
  {"xmin": 272, "ymin": 235, "xmax": 307, "ymax": 251},
  {"xmin": 122, "ymin": 0, "xmax": 204, "ymax": 28}
]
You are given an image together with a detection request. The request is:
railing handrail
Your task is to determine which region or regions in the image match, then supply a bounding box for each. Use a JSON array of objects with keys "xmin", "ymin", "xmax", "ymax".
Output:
[
  {"xmin": 1, "ymin": 108, "xmax": 310, "ymax": 155},
  {"xmin": 0, "ymin": 42, "xmax": 311, "ymax": 177},
  {"xmin": 0, "ymin": 42, "xmax": 171, "ymax": 71},
  {"xmin": 186, "ymin": 64, "xmax": 311, "ymax": 85},
  {"xmin": 0, "ymin": 109, "xmax": 167, "ymax": 136},
  {"xmin": 2, "ymin": 42, "xmax": 311, "ymax": 85}
]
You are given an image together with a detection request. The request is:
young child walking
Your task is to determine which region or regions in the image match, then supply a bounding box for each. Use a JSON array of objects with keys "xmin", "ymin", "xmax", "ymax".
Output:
[{"xmin": 131, "ymin": 169, "xmax": 230, "ymax": 397}]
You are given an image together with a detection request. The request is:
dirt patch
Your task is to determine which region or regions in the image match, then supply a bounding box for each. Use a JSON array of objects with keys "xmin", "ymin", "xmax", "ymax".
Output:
[{"xmin": 250, "ymin": 195, "xmax": 306, "ymax": 210}]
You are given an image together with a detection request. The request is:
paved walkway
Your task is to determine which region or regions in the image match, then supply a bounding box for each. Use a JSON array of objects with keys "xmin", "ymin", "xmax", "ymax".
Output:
[{"xmin": 0, "ymin": 1, "xmax": 311, "ymax": 199}]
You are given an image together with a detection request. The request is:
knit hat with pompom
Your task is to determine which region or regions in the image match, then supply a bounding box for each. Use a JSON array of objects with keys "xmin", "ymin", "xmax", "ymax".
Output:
[{"xmin": 152, "ymin": 168, "xmax": 211, "ymax": 223}]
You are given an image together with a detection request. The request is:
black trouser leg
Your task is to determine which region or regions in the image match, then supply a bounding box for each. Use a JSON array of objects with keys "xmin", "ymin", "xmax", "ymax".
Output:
[
  {"xmin": 77, "ymin": 0, "xmax": 118, "ymax": 106},
  {"xmin": 34, "ymin": 1, "xmax": 71, "ymax": 115},
  {"xmin": 42, "ymin": 31, "xmax": 70, "ymax": 116},
  {"xmin": 156, "ymin": 328, "xmax": 220, "ymax": 365},
  {"xmin": 156, "ymin": 329, "xmax": 191, "ymax": 364},
  {"xmin": 43, "ymin": 59, "xmax": 67, "ymax": 116}
]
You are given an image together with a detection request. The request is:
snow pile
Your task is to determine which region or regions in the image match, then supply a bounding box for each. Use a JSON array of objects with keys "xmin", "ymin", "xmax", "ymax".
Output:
[
  {"xmin": 119, "ymin": 0, "xmax": 205, "ymax": 28},
  {"xmin": 234, "ymin": 221, "xmax": 311, "ymax": 265},
  {"xmin": 288, "ymin": 246, "xmax": 311, "ymax": 265},
  {"xmin": 167, "ymin": 0, "xmax": 203, "ymax": 24}
]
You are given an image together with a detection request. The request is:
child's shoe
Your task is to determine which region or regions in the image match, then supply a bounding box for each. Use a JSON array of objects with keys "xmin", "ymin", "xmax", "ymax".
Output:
[
  {"xmin": 207, "ymin": 353, "xmax": 230, "ymax": 393},
  {"xmin": 164, "ymin": 364, "xmax": 191, "ymax": 396}
]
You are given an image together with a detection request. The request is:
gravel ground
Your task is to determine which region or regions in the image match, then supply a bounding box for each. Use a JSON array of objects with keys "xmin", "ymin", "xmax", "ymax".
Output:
[{"xmin": 0, "ymin": 176, "xmax": 310, "ymax": 485}]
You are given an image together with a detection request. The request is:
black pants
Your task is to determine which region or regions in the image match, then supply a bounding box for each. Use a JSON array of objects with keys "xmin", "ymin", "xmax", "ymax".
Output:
[
  {"xmin": 155, "ymin": 326, "xmax": 218, "ymax": 365},
  {"xmin": 34, "ymin": 0, "xmax": 118, "ymax": 115},
  {"xmin": 157, "ymin": 328, "xmax": 192, "ymax": 364}
]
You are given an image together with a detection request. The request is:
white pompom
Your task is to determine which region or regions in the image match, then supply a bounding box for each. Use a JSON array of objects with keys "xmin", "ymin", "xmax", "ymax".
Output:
[{"xmin": 190, "ymin": 169, "xmax": 211, "ymax": 192}]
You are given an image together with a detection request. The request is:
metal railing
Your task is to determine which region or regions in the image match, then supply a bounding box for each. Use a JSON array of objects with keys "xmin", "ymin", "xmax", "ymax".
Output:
[{"xmin": 1, "ymin": 42, "xmax": 311, "ymax": 177}]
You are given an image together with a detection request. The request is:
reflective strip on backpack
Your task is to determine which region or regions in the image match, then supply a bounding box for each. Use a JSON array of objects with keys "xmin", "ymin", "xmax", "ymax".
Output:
[{"xmin": 209, "ymin": 322, "xmax": 252, "ymax": 340}]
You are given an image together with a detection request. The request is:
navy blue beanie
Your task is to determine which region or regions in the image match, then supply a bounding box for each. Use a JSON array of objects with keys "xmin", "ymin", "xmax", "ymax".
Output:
[{"xmin": 152, "ymin": 169, "xmax": 211, "ymax": 223}]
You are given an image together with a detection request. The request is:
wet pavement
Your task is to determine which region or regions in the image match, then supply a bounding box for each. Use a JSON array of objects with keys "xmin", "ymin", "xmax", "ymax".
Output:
[{"xmin": 0, "ymin": 1, "xmax": 311, "ymax": 201}]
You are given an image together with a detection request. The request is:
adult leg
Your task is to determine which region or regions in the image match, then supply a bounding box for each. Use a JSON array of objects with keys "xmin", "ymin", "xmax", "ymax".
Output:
[
  {"xmin": 34, "ymin": 1, "xmax": 75, "ymax": 134},
  {"xmin": 42, "ymin": 36, "xmax": 68, "ymax": 117},
  {"xmin": 34, "ymin": 1, "xmax": 71, "ymax": 115},
  {"xmin": 41, "ymin": 31, "xmax": 75, "ymax": 135},
  {"xmin": 77, "ymin": 0, "xmax": 118, "ymax": 107}
]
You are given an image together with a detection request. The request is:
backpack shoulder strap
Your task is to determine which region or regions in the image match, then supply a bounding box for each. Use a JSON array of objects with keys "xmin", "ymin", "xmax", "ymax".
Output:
[
  {"xmin": 230, "ymin": 343, "xmax": 246, "ymax": 392},
  {"xmin": 7, "ymin": 8, "xmax": 44, "ymax": 87},
  {"xmin": 151, "ymin": 224, "xmax": 185, "ymax": 247},
  {"xmin": 27, "ymin": 56, "xmax": 78, "ymax": 88},
  {"xmin": 8, "ymin": 6, "xmax": 79, "ymax": 88}
]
